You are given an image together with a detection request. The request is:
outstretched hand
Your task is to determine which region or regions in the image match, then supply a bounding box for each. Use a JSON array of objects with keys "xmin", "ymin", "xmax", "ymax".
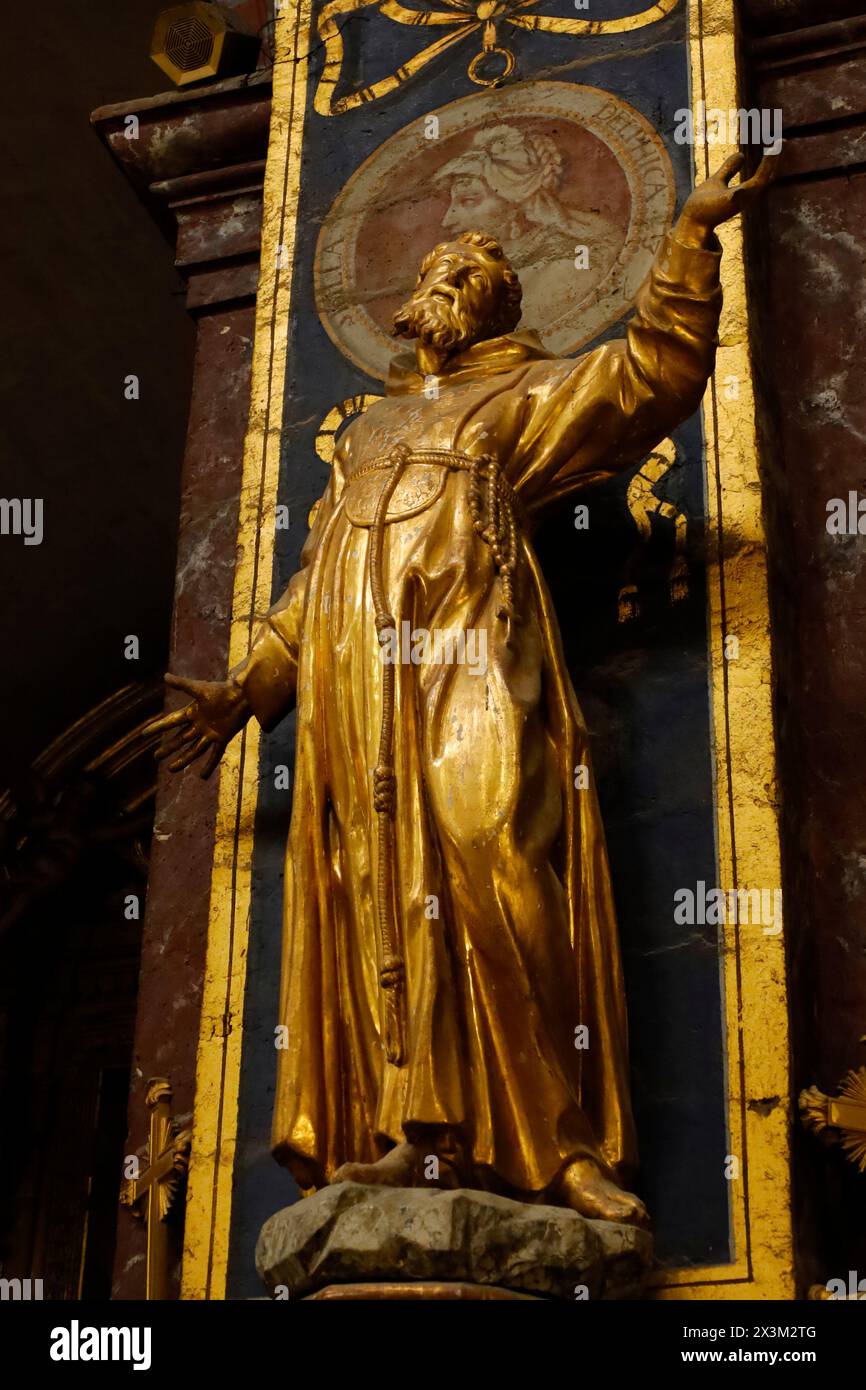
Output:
[
  {"xmin": 679, "ymin": 150, "xmax": 779, "ymax": 243},
  {"xmin": 142, "ymin": 673, "xmax": 250, "ymax": 780}
]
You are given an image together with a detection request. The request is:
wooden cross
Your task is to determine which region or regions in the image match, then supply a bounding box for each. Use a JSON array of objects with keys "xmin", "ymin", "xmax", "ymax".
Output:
[{"xmin": 120, "ymin": 1077, "xmax": 192, "ymax": 1300}]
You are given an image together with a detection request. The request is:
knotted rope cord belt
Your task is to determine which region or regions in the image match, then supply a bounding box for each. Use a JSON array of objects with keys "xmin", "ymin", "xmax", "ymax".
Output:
[{"xmin": 358, "ymin": 443, "xmax": 522, "ymax": 1065}]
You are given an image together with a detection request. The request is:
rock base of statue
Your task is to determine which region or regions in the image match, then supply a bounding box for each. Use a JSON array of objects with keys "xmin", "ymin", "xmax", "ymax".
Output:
[{"xmin": 255, "ymin": 1181, "xmax": 652, "ymax": 1301}]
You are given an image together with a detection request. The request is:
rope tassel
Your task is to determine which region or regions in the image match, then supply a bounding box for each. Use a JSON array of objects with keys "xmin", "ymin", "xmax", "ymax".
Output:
[{"xmin": 368, "ymin": 444, "xmax": 411, "ymax": 1066}]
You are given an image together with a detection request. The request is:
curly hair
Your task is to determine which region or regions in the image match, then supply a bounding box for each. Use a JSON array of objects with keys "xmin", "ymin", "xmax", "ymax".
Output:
[{"xmin": 414, "ymin": 230, "xmax": 522, "ymax": 338}]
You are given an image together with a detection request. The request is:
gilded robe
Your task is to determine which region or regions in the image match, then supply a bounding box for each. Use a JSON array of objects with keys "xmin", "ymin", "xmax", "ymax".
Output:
[{"xmin": 233, "ymin": 231, "xmax": 723, "ymax": 1194}]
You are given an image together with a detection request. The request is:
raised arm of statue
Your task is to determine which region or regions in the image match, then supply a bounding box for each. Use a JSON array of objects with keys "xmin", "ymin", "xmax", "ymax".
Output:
[{"xmin": 511, "ymin": 153, "xmax": 777, "ymax": 516}]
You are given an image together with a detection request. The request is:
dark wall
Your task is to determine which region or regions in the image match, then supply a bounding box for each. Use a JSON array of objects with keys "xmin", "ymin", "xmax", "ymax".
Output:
[{"xmin": 0, "ymin": 0, "xmax": 195, "ymax": 783}]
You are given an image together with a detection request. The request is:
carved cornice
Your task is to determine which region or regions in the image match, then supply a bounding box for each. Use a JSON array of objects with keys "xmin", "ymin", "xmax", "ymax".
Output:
[
  {"xmin": 742, "ymin": 4, "xmax": 866, "ymax": 184},
  {"xmin": 750, "ymin": 14, "xmax": 866, "ymax": 64},
  {"xmin": 741, "ymin": 1, "xmax": 866, "ymax": 43},
  {"xmin": 91, "ymin": 71, "xmax": 272, "ymax": 312}
]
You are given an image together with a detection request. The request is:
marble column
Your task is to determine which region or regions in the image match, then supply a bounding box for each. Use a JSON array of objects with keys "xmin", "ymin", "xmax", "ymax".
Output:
[
  {"xmin": 741, "ymin": 0, "xmax": 866, "ymax": 1292},
  {"xmin": 91, "ymin": 71, "xmax": 271, "ymax": 1299}
]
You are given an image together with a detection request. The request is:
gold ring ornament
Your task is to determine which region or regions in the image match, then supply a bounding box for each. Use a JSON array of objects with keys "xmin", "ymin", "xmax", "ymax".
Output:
[{"xmin": 467, "ymin": 43, "xmax": 515, "ymax": 86}]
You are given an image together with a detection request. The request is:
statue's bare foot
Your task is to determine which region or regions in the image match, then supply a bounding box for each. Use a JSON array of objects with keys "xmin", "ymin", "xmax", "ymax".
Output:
[
  {"xmin": 554, "ymin": 1158, "xmax": 649, "ymax": 1228},
  {"xmin": 332, "ymin": 1142, "xmax": 421, "ymax": 1187}
]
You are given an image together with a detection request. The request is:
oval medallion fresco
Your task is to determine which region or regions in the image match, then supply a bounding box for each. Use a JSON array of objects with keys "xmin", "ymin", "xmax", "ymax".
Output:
[{"xmin": 314, "ymin": 81, "xmax": 676, "ymax": 381}]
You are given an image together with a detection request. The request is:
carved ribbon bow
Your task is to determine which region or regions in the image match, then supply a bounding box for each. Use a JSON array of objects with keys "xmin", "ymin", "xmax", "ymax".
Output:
[{"xmin": 314, "ymin": 0, "xmax": 680, "ymax": 114}]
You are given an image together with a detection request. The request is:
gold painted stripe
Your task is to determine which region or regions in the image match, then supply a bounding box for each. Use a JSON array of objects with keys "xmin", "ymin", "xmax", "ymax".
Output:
[
  {"xmin": 654, "ymin": 0, "xmax": 793, "ymax": 1301},
  {"xmin": 180, "ymin": 0, "xmax": 312, "ymax": 1301}
]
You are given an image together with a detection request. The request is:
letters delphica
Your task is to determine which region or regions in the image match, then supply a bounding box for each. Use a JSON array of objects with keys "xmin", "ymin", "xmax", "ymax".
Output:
[{"xmin": 49, "ymin": 1321, "xmax": 152, "ymax": 1372}]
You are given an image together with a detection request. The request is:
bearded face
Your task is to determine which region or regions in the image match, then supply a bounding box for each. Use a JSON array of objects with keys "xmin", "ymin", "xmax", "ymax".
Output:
[
  {"xmin": 393, "ymin": 245, "xmax": 501, "ymax": 353},
  {"xmin": 392, "ymin": 291, "xmax": 470, "ymax": 351}
]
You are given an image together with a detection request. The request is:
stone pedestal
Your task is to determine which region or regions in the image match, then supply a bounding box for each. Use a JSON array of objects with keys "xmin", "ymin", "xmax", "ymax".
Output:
[{"xmin": 256, "ymin": 1183, "xmax": 652, "ymax": 1302}]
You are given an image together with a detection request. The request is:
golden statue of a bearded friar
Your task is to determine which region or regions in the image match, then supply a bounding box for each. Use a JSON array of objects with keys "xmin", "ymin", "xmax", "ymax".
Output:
[{"xmin": 148, "ymin": 154, "xmax": 774, "ymax": 1227}]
